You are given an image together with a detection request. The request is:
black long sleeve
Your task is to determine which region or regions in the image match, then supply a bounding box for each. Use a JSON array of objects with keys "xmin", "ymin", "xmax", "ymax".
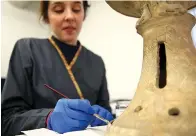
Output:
[
  {"xmin": 1, "ymin": 40, "xmax": 52, "ymax": 136},
  {"xmin": 96, "ymin": 60, "xmax": 112, "ymax": 113},
  {"xmin": 1, "ymin": 38, "xmax": 113, "ymax": 136}
]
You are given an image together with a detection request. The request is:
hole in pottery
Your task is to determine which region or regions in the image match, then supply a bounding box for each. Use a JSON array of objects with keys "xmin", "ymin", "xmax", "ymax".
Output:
[
  {"xmin": 134, "ymin": 106, "xmax": 143, "ymax": 112},
  {"xmin": 157, "ymin": 42, "xmax": 167, "ymax": 88},
  {"xmin": 168, "ymin": 107, "xmax": 180, "ymax": 116}
]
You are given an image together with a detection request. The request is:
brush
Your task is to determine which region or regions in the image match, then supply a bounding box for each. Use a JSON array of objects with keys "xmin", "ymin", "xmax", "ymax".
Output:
[{"xmin": 44, "ymin": 84, "xmax": 111, "ymax": 125}]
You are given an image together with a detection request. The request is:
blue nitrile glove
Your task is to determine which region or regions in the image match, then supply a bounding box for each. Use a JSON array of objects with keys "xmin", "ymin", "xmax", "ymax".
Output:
[
  {"xmin": 90, "ymin": 105, "xmax": 114, "ymax": 127},
  {"xmin": 47, "ymin": 99, "xmax": 95, "ymax": 134}
]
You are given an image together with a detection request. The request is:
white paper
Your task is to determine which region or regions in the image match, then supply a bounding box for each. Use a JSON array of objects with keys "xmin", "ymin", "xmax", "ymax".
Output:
[
  {"xmin": 21, "ymin": 126, "xmax": 107, "ymax": 136},
  {"xmin": 22, "ymin": 128, "xmax": 59, "ymax": 136},
  {"xmin": 62, "ymin": 126, "xmax": 106, "ymax": 136}
]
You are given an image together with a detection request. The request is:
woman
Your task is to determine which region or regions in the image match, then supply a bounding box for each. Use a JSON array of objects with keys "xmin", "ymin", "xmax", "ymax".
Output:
[{"xmin": 1, "ymin": 1, "xmax": 113, "ymax": 135}]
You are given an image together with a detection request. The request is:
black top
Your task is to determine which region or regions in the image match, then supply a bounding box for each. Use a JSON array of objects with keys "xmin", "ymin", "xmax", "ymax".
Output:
[
  {"xmin": 1, "ymin": 37, "xmax": 111, "ymax": 136},
  {"xmin": 51, "ymin": 36, "xmax": 80, "ymax": 64}
]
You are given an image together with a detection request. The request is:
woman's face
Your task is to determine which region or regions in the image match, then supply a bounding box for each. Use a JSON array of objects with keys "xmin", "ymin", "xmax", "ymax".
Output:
[{"xmin": 47, "ymin": 1, "xmax": 85, "ymax": 45}]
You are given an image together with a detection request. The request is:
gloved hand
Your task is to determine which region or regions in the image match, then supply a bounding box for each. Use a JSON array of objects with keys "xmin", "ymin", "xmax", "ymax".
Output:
[
  {"xmin": 47, "ymin": 99, "xmax": 95, "ymax": 134},
  {"xmin": 90, "ymin": 105, "xmax": 114, "ymax": 127}
]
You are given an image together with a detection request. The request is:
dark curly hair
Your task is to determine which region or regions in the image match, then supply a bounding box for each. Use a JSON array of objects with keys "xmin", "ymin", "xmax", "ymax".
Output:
[{"xmin": 39, "ymin": 1, "xmax": 90, "ymax": 23}]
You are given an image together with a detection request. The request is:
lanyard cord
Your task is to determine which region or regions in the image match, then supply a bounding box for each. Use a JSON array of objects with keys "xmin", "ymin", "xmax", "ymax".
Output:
[{"xmin": 48, "ymin": 36, "xmax": 84, "ymax": 99}]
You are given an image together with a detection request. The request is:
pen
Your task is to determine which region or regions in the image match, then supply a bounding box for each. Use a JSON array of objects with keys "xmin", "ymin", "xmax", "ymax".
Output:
[{"xmin": 44, "ymin": 84, "xmax": 111, "ymax": 125}]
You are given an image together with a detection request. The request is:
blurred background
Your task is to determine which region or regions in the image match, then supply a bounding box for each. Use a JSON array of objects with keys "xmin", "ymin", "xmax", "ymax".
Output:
[{"xmin": 1, "ymin": 1, "xmax": 196, "ymax": 117}]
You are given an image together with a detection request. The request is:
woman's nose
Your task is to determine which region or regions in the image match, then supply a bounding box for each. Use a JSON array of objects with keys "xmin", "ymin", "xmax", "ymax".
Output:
[{"xmin": 64, "ymin": 9, "xmax": 74, "ymax": 21}]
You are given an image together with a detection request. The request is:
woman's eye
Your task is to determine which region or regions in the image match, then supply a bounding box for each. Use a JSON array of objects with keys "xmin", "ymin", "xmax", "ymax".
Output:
[
  {"xmin": 55, "ymin": 9, "xmax": 64, "ymax": 13},
  {"xmin": 72, "ymin": 5, "xmax": 81, "ymax": 13},
  {"xmin": 54, "ymin": 6, "xmax": 64, "ymax": 13},
  {"xmin": 72, "ymin": 8, "xmax": 81, "ymax": 12}
]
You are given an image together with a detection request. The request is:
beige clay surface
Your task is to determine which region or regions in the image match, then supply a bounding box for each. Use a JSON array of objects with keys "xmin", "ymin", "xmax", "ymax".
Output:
[{"xmin": 105, "ymin": 1, "xmax": 196, "ymax": 136}]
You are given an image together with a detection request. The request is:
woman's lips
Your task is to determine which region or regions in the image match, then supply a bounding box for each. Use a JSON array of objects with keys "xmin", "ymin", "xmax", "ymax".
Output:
[{"xmin": 63, "ymin": 27, "xmax": 76, "ymax": 34}]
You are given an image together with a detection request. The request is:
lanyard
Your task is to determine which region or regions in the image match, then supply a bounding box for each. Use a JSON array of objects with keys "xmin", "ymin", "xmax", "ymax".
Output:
[{"xmin": 48, "ymin": 36, "xmax": 84, "ymax": 99}]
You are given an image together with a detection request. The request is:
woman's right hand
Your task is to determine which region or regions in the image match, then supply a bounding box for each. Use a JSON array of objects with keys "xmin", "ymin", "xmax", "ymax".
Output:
[{"xmin": 47, "ymin": 99, "xmax": 95, "ymax": 134}]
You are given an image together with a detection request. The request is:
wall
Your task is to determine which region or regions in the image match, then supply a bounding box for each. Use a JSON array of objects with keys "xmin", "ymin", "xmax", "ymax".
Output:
[
  {"xmin": 1, "ymin": 1, "xmax": 50, "ymax": 76},
  {"xmin": 1, "ymin": 1, "xmax": 196, "ymax": 100}
]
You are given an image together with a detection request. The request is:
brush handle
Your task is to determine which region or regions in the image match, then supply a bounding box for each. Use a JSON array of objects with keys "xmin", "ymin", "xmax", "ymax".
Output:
[{"xmin": 44, "ymin": 84, "xmax": 112, "ymax": 125}]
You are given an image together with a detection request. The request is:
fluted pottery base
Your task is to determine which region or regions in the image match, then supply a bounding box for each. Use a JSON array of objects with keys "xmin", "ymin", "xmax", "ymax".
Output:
[{"xmin": 105, "ymin": 2, "xmax": 196, "ymax": 136}]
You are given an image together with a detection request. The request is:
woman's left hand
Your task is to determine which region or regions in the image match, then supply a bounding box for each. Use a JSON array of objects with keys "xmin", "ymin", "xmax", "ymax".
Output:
[{"xmin": 90, "ymin": 105, "xmax": 113, "ymax": 127}]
